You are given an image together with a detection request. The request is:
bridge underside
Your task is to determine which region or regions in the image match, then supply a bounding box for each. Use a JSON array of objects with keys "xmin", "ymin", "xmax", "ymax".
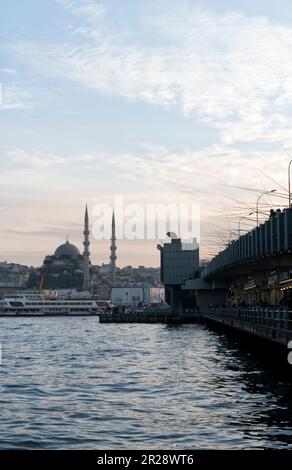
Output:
[{"xmin": 203, "ymin": 252, "xmax": 292, "ymax": 281}]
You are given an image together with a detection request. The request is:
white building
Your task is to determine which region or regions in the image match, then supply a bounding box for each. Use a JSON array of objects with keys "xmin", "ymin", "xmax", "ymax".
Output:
[{"xmin": 111, "ymin": 286, "xmax": 165, "ymax": 306}]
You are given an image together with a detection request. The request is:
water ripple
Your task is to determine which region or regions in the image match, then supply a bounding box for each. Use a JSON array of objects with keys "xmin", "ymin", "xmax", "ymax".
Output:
[{"xmin": 0, "ymin": 318, "xmax": 292, "ymax": 449}]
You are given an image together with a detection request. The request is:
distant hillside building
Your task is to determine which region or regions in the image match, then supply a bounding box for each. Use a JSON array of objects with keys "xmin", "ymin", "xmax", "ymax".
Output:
[{"xmin": 0, "ymin": 262, "xmax": 30, "ymax": 297}]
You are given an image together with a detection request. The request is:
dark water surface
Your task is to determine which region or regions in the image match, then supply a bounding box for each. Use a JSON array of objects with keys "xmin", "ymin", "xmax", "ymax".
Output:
[{"xmin": 0, "ymin": 318, "xmax": 292, "ymax": 449}]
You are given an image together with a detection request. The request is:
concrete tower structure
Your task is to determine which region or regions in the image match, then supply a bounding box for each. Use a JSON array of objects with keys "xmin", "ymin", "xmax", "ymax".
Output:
[
  {"xmin": 110, "ymin": 212, "xmax": 117, "ymax": 285},
  {"xmin": 83, "ymin": 204, "xmax": 90, "ymax": 291}
]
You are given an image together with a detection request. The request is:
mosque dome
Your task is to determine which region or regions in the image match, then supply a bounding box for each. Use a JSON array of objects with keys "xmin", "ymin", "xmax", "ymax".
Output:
[{"xmin": 54, "ymin": 240, "xmax": 80, "ymax": 258}]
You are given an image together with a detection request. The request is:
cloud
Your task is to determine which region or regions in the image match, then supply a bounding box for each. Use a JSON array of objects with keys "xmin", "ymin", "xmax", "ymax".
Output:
[
  {"xmin": 5, "ymin": 223, "xmax": 82, "ymax": 238},
  {"xmin": 0, "ymin": 84, "xmax": 35, "ymax": 110},
  {"xmin": 1, "ymin": 141, "xmax": 288, "ymax": 262},
  {"xmin": 9, "ymin": 0, "xmax": 292, "ymax": 144},
  {"xmin": 5, "ymin": 148, "xmax": 67, "ymax": 167},
  {"xmin": 3, "ymin": 147, "xmax": 106, "ymax": 168},
  {"xmin": 3, "ymin": 1, "xmax": 292, "ymax": 263},
  {"xmin": 106, "ymin": 144, "xmax": 288, "ymax": 209},
  {"xmin": 1, "ymin": 68, "xmax": 17, "ymax": 75},
  {"xmin": 3, "ymin": 143, "xmax": 288, "ymax": 213},
  {"xmin": 62, "ymin": 0, "xmax": 105, "ymax": 21}
]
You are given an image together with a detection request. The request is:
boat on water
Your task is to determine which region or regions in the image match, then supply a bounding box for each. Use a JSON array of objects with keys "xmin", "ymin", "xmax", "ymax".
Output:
[{"xmin": 0, "ymin": 292, "xmax": 112, "ymax": 317}]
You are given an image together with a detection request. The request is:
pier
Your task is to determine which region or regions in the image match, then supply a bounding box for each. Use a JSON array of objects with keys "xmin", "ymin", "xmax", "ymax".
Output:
[
  {"xmin": 99, "ymin": 306, "xmax": 292, "ymax": 349},
  {"xmin": 99, "ymin": 307, "xmax": 199, "ymax": 323},
  {"xmin": 200, "ymin": 307, "xmax": 292, "ymax": 346}
]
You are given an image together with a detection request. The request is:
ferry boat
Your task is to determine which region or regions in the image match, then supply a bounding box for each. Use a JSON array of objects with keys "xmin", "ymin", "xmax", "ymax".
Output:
[{"xmin": 0, "ymin": 293, "xmax": 112, "ymax": 317}]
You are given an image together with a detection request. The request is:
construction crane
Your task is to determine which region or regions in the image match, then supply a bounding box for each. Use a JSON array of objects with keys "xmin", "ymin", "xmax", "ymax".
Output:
[
  {"xmin": 37, "ymin": 270, "xmax": 46, "ymax": 292},
  {"xmin": 36, "ymin": 270, "xmax": 58, "ymax": 300}
]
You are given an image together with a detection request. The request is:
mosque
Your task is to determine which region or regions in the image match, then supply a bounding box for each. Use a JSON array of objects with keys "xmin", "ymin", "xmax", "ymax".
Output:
[
  {"xmin": 43, "ymin": 239, "xmax": 85, "ymax": 289},
  {"xmin": 40, "ymin": 206, "xmax": 116, "ymax": 291}
]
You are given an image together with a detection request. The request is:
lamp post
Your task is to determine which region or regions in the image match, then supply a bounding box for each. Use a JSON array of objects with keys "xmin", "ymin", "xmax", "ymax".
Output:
[
  {"xmin": 238, "ymin": 212, "xmax": 255, "ymax": 237},
  {"xmin": 279, "ymin": 144, "xmax": 292, "ymax": 207},
  {"xmin": 288, "ymin": 159, "xmax": 292, "ymax": 207},
  {"xmin": 256, "ymin": 190, "xmax": 276, "ymax": 226}
]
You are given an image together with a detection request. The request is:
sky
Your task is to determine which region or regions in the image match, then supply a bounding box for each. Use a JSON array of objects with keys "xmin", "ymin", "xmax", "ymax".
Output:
[{"xmin": 1, "ymin": 0, "xmax": 292, "ymax": 267}]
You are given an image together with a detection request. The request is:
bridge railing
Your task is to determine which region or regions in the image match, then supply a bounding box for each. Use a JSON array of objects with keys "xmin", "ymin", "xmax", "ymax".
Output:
[
  {"xmin": 200, "ymin": 307, "xmax": 292, "ymax": 331},
  {"xmin": 172, "ymin": 307, "xmax": 200, "ymax": 316},
  {"xmin": 202, "ymin": 208, "xmax": 292, "ymax": 279}
]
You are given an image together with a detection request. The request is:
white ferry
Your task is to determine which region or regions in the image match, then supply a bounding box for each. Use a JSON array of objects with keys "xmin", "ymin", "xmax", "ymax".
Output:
[{"xmin": 0, "ymin": 293, "xmax": 112, "ymax": 317}]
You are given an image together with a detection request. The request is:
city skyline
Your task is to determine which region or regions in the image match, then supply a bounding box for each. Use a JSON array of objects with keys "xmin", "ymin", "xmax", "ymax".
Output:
[{"xmin": 1, "ymin": 0, "xmax": 292, "ymax": 266}]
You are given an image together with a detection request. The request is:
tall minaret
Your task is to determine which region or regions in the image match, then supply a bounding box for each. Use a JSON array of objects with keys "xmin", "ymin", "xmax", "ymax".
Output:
[
  {"xmin": 83, "ymin": 204, "xmax": 90, "ymax": 291},
  {"xmin": 110, "ymin": 212, "xmax": 117, "ymax": 285}
]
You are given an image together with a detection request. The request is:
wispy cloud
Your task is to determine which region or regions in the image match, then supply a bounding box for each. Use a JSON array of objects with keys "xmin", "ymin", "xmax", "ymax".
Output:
[
  {"xmin": 3, "ymin": 147, "xmax": 105, "ymax": 168},
  {"xmin": 2, "ymin": 1, "xmax": 292, "ymax": 264},
  {"xmin": 0, "ymin": 84, "xmax": 35, "ymax": 110},
  {"xmin": 5, "ymin": 148, "xmax": 67, "ymax": 166},
  {"xmin": 3, "ymin": 144, "xmax": 288, "ymax": 212},
  {"xmin": 1, "ymin": 68, "xmax": 17, "ymax": 75},
  {"xmin": 1, "ymin": 140, "xmax": 288, "ymax": 263},
  {"xmin": 58, "ymin": 0, "xmax": 105, "ymax": 21},
  {"xmin": 9, "ymin": 0, "xmax": 292, "ymax": 144}
]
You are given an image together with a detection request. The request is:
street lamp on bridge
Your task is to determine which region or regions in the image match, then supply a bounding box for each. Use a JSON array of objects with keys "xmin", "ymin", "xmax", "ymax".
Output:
[
  {"xmin": 256, "ymin": 190, "xmax": 276, "ymax": 227},
  {"xmin": 288, "ymin": 159, "xmax": 292, "ymax": 207},
  {"xmin": 238, "ymin": 212, "xmax": 255, "ymax": 237},
  {"xmin": 278, "ymin": 144, "xmax": 292, "ymax": 207}
]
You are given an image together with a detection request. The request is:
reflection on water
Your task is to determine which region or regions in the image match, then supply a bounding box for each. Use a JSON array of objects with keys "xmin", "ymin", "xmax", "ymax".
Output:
[{"xmin": 0, "ymin": 318, "xmax": 292, "ymax": 449}]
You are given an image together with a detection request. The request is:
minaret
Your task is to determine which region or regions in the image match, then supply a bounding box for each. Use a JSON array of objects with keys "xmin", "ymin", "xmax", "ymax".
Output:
[
  {"xmin": 83, "ymin": 204, "xmax": 90, "ymax": 291},
  {"xmin": 110, "ymin": 212, "xmax": 117, "ymax": 285}
]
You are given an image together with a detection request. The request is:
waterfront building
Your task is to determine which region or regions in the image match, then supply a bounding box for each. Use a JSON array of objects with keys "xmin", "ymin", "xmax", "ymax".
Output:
[
  {"xmin": 158, "ymin": 236, "xmax": 199, "ymax": 312},
  {"xmin": 111, "ymin": 286, "xmax": 165, "ymax": 306}
]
